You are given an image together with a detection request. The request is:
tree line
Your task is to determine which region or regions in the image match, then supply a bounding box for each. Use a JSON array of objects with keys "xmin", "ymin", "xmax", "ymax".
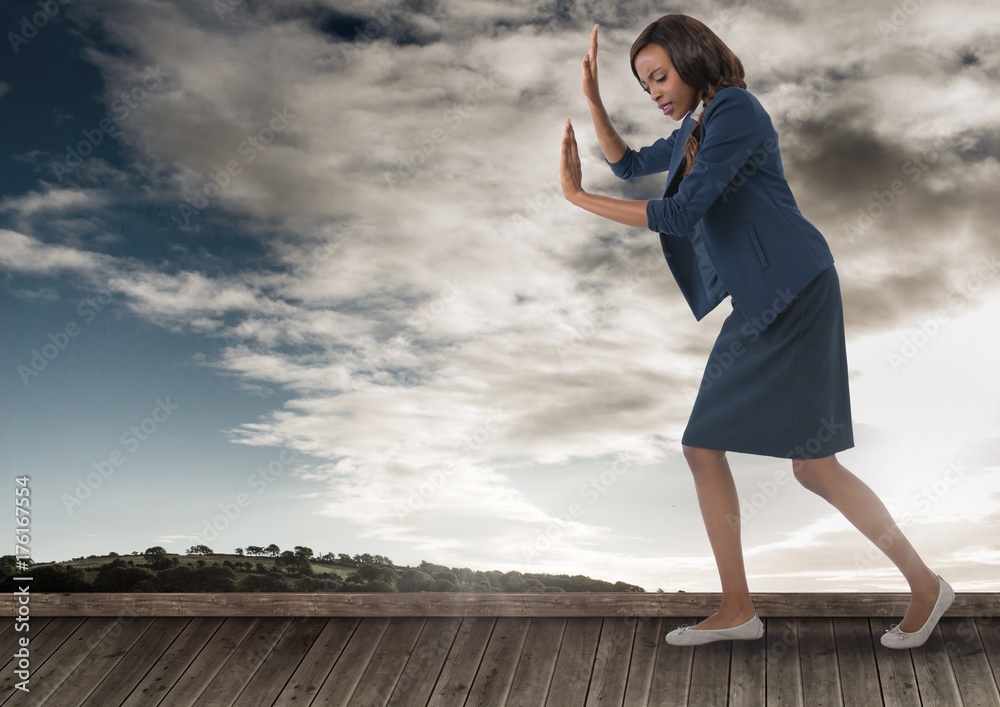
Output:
[{"xmin": 0, "ymin": 546, "xmax": 650, "ymax": 593}]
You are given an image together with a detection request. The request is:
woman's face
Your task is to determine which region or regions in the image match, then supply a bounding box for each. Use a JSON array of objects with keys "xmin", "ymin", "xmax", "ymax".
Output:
[{"xmin": 633, "ymin": 43, "xmax": 700, "ymax": 121}]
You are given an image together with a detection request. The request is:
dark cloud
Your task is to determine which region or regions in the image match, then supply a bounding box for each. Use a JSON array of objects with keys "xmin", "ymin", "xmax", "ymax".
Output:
[
  {"xmin": 960, "ymin": 50, "xmax": 980, "ymax": 67},
  {"xmin": 274, "ymin": 1, "xmax": 442, "ymax": 46},
  {"xmin": 516, "ymin": 81, "xmax": 562, "ymax": 110},
  {"xmin": 788, "ymin": 113, "xmax": 907, "ymax": 200},
  {"xmin": 561, "ymin": 231, "xmax": 655, "ymax": 278},
  {"xmin": 769, "ymin": 93, "xmax": 1000, "ymax": 332}
]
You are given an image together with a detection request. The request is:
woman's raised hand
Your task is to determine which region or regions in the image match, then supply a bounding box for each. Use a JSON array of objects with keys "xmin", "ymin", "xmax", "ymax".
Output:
[
  {"xmin": 582, "ymin": 23, "xmax": 601, "ymax": 105},
  {"xmin": 560, "ymin": 118, "xmax": 583, "ymax": 202}
]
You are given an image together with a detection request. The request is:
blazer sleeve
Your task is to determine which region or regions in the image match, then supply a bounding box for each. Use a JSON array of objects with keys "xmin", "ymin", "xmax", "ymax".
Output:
[
  {"xmin": 605, "ymin": 129, "xmax": 679, "ymax": 180},
  {"xmin": 644, "ymin": 90, "xmax": 763, "ymax": 235}
]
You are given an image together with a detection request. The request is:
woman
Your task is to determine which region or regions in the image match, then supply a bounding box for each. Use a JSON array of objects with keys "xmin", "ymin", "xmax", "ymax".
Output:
[{"xmin": 559, "ymin": 15, "xmax": 953, "ymax": 648}]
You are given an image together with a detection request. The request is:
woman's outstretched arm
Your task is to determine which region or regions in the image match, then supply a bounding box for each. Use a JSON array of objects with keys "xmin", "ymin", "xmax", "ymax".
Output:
[
  {"xmin": 581, "ymin": 23, "xmax": 628, "ymax": 164},
  {"xmin": 561, "ymin": 118, "xmax": 649, "ymax": 228},
  {"xmin": 589, "ymin": 99, "xmax": 628, "ymax": 165}
]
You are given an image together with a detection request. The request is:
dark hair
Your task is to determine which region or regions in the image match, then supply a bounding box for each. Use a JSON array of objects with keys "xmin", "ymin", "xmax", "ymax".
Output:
[{"xmin": 629, "ymin": 15, "xmax": 746, "ymax": 176}]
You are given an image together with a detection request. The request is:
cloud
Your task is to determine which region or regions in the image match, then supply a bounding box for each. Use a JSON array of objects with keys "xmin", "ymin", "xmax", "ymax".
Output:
[
  {"xmin": 7, "ymin": 286, "xmax": 60, "ymax": 304},
  {"xmin": 152, "ymin": 534, "xmax": 201, "ymax": 548},
  {"xmin": 739, "ymin": 467, "xmax": 1000, "ymax": 592},
  {"xmin": 0, "ymin": 186, "xmax": 104, "ymax": 218},
  {"xmin": 0, "ymin": 229, "xmax": 109, "ymax": 275},
  {"xmin": 3, "ymin": 0, "xmax": 998, "ymax": 585}
]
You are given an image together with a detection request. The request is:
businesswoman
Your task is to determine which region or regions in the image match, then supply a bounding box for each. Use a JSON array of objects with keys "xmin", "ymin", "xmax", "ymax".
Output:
[{"xmin": 559, "ymin": 15, "xmax": 953, "ymax": 648}]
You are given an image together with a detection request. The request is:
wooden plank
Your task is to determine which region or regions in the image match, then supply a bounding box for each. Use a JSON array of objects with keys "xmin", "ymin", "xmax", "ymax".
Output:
[
  {"xmin": 426, "ymin": 617, "xmax": 496, "ymax": 707},
  {"xmin": 272, "ymin": 617, "xmax": 361, "ymax": 704},
  {"xmin": 5, "ymin": 613, "xmax": 999, "ymax": 707},
  {"xmin": 622, "ymin": 616, "xmax": 660, "ymax": 707},
  {"xmin": 312, "ymin": 617, "xmax": 391, "ymax": 707},
  {"xmin": 798, "ymin": 618, "xmax": 843, "ymax": 707},
  {"xmin": 0, "ymin": 616, "xmax": 80, "ymax": 702},
  {"xmin": 386, "ymin": 617, "xmax": 462, "ymax": 706},
  {"xmin": 729, "ymin": 620, "xmax": 766, "ymax": 706},
  {"xmin": 505, "ymin": 617, "xmax": 565, "ymax": 704},
  {"xmin": 197, "ymin": 617, "xmax": 294, "ymax": 705},
  {"xmin": 765, "ymin": 616, "xmax": 803, "ymax": 706},
  {"xmin": 909, "ymin": 618, "xmax": 963, "ymax": 706},
  {"xmin": 7, "ymin": 592, "xmax": 998, "ymax": 617},
  {"xmin": 231, "ymin": 617, "xmax": 330, "ymax": 706},
  {"xmin": 80, "ymin": 618, "xmax": 196, "ymax": 707},
  {"xmin": 117, "ymin": 617, "xmax": 224, "ymax": 707},
  {"xmin": 347, "ymin": 618, "xmax": 427, "ymax": 707},
  {"xmin": 464, "ymin": 616, "xmax": 531, "ymax": 706},
  {"xmin": 833, "ymin": 618, "xmax": 879, "ymax": 707},
  {"xmin": 37, "ymin": 616, "xmax": 158, "ymax": 707},
  {"xmin": 545, "ymin": 617, "xmax": 602, "ymax": 707},
  {"xmin": 585, "ymin": 617, "xmax": 636, "ymax": 706},
  {"xmin": 3, "ymin": 617, "xmax": 129, "ymax": 706},
  {"xmin": 0, "ymin": 616, "xmax": 55, "ymax": 685},
  {"xmin": 649, "ymin": 616, "xmax": 696, "ymax": 705},
  {"xmin": 690, "ymin": 642, "xmax": 733, "ymax": 706},
  {"xmin": 868, "ymin": 618, "xmax": 920, "ymax": 707},
  {"xmin": 975, "ymin": 616, "xmax": 1000, "ymax": 693},
  {"xmin": 939, "ymin": 618, "xmax": 1000, "ymax": 706},
  {"xmin": 156, "ymin": 617, "xmax": 258, "ymax": 706}
]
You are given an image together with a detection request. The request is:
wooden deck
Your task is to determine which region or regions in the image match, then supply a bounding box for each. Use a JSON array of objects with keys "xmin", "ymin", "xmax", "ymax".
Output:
[{"xmin": 1, "ymin": 593, "xmax": 998, "ymax": 706}]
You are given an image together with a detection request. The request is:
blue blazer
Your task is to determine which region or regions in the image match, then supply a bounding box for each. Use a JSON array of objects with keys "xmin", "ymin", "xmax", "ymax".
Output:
[{"xmin": 605, "ymin": 86, "xmax": 834, "ymax": 333}]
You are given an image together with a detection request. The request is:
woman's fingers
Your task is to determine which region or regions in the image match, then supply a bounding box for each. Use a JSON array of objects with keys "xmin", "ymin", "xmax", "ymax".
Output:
[
  {"xmin": 562, "ymin": 121, "xmax": 576, "ymax": 160},
  {"xmin": 563, "ymin": 120, "xmax": 578, "ymax": 160},
  {"xmin": 560, "ymin": 119, "xmax": 582, "ymax": 198},
  {"xmin": 589, "ymin": 23, "xmax": 598, "ymax": 74},
  {"xmin": 583, "ymin": 23, "xmax": 598, "ymax": 96}
]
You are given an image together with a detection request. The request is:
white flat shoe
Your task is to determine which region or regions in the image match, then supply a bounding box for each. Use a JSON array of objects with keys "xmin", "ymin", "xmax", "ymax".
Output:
[
  {"xmin": 664, "ymin": 612, "xmax": 764, "ymax": 646},
  {"xmin": 881, "ymin": 574, "xmax": 954, "ymax": 649}
]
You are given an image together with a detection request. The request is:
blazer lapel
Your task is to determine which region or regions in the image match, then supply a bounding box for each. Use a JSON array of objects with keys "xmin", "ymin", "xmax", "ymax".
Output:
[
  {"xmin": 663, "ymin": 113, "xmax": 696, "ymax": 197},
  {"xmin": 655, "ymin": 108, "xmax": 728, "ymax": 317}
]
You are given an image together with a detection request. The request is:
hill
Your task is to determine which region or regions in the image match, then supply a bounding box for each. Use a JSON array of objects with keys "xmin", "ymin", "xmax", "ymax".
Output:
[{"xmin": 0, "ymin": 548, "xmax": 655, "ymax": 593}]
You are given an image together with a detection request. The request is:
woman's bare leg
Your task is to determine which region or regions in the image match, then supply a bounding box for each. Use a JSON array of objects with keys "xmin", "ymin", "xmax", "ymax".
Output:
[
  {"xmin": 682, "ymin": 444, "xmax": 758, "ymax": 629},
  {"xmin": 793, "ymin": 454, "xmax": 941, "ymax": 632}
]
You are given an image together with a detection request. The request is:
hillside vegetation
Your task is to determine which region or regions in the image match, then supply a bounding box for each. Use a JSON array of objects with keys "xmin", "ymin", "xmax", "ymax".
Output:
[{"xmin": 1, "ymin": 545, "xmax": 655, "ymax": 593}]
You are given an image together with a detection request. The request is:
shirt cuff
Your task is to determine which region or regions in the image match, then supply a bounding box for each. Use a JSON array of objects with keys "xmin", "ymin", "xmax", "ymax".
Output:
[{"xmin": 605, "ymin": 148, "xmax": 629, "ymax": 171}]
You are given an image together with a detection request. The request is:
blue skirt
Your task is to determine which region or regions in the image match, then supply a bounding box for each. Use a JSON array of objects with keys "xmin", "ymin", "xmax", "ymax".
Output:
[{"xmin": 681, "ymin": 264, "xmax": 855, "ymax": 459}]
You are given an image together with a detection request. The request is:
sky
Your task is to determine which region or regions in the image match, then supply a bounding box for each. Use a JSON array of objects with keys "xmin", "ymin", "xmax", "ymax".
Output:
[{"xmin": 1, "ymin": 0, "xmax": 998, "ymax": 594}]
